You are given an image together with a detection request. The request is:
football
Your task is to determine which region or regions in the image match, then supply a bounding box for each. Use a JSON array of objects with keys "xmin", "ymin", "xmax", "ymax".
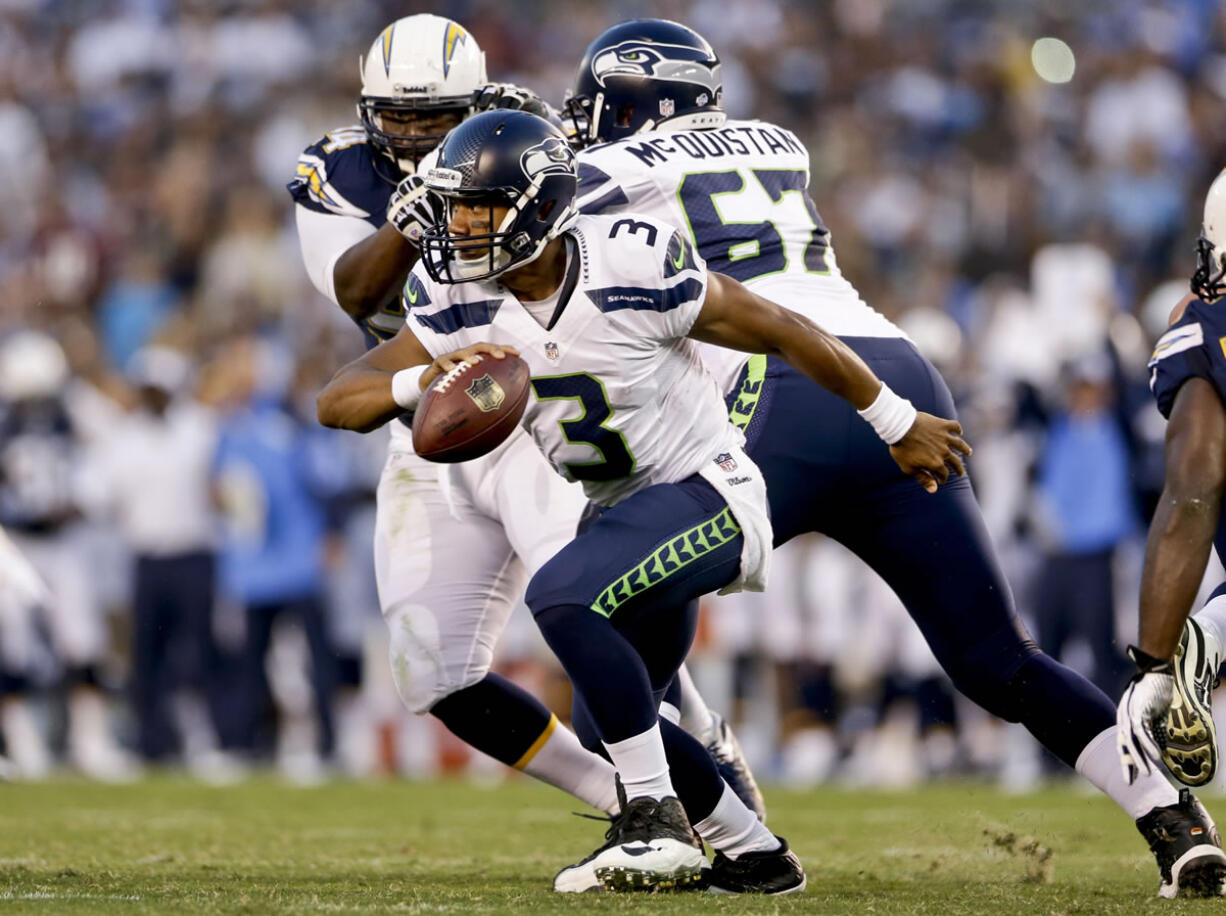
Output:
[{"xmin": 411, "ymin": 353, "xmax": 532, "ymax": 462}]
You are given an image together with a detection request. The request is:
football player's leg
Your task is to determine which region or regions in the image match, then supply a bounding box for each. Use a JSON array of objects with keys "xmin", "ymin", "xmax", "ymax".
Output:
[
  {"xmin": 827, "ymin": 357, "xmax": 1179, "ymax": 791},
  {"xmin": 525, "ymin": 476, "xmax": 741, "ymax": 799},
  {"xmin": 375, "ymin": 447, "xmax": 617, "ymax": 813},
  {"xmin": 528, "ymin": 477, "xmax": 789, "ymax": 886},
  {"xmin": 493, "ymin": 430, "xmax": 764, "ymax": 821}
]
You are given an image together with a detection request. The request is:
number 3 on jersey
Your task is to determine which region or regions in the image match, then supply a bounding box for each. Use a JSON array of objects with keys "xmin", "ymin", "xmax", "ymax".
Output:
[
  {"xmin": 677, "ymin": 169, "xmax": 829, "ymax": 283},
  {"xmin": 531, "ymin": 373, "xmax": 635, "ymax": 481}
]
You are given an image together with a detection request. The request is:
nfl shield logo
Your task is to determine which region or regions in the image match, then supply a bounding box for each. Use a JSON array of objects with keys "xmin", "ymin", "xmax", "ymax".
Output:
[
  {"xmin": 465, "ymin": 374, "xmax": 506, "ymax": 413},
  {"xmin": 544, "ymin": 341, "xmax": 559, "ymax": 360},
  {"xmin": 714, "ymin": 452, "xmax": 737, "ymax": 472},
  {"xmin": 659, "ymin": 98, "xmax": 676, "ymax": 117}
]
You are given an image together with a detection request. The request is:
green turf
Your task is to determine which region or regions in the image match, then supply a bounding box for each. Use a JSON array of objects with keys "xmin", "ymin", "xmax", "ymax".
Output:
[{"xmin": 0, "ymin": 777, "xmax": 1223, "ymax": 913}]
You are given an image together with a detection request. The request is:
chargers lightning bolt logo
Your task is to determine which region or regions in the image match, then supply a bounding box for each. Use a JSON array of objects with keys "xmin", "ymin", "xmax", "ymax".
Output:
[
  {"xmin": 442, "ymin": 22, "xmax": 468, "ymax": 77},
  {"xmin": 380, "ymin": 24, "xmax": 394, "ymax": 77}
]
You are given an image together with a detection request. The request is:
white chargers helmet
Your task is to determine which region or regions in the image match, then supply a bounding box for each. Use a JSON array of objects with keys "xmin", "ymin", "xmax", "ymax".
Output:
[
  {"xmin": 1193, "ymin": 168, "xmax": 1226, "ymax": 302},
  {"xmin": 0, "ymin": 330, "xmax": 68, "ymax": 402},
  {"xmin": 357, "ymin": 15, "xmax": 487, "ymax": 177}
]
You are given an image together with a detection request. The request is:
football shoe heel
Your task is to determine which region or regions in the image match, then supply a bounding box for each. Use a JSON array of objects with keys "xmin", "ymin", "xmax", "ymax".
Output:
[
  {"xmin": 706, "ymin": 836, "xmax": 806, "ymax": 895},
  {"xmin": 1136, "ymin": 788, "xmax": 1226, "ymax": 898}
]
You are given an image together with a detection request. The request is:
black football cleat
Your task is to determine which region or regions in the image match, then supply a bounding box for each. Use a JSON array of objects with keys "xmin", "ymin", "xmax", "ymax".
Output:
[
  {"xmin": 1136, "ymin": 788, "xmax": 1226, "ymax": 898},
  {"xmin": 553, "ymin": 779, "xmax": 706, "ymax": 893},
  {"xmin": 706, "ymin": 712, "xmax": 767, "ymax": 823},
  {"xmin": 706, "ymin": 836, "xmax": 806, "ymax": 895}
]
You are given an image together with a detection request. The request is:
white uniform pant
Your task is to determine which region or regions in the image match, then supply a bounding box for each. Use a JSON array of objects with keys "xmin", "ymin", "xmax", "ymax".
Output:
[
  {"xmin": 0, "ymin": 526, "xmax": 105, "ymax": 675},
  {"xmin": 374, "ymin": 427, "xmax": 587, "ymax": 714}
]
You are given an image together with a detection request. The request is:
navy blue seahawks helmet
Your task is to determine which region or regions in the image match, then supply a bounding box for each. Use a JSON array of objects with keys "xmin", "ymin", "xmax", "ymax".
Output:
[
  {"xmin": 566, "ymin": 19, "xmax": 725, "ymax": 149},
  {"xmin": 420, "ymin": 110, "xmax": 578, "ymax": 284}
]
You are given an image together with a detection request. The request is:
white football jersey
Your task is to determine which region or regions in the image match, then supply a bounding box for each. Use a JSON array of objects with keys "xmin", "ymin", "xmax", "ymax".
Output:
[
  {"xmin": 405, "ymin": 213, "xmax": 745, "ymax": 507},
  {"xmin": 575, "ymin": 119, "xmax": 904, "ymax": 392}
]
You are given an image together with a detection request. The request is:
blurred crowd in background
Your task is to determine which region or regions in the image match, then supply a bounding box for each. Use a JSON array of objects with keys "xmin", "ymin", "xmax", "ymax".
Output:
[{"xmin": 2, "ymin": 0, "xmax": 1226, "ymax": 790}]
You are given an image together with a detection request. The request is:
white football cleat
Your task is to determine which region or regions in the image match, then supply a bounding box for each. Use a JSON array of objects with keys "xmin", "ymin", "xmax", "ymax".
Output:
[
  {"xmin": 554, "ymin": 783, "xmax": 706, "ymax": 893},
  {"xmin": 1163, "ymin": 617, "xmax": 1221, "ymax": 787}
]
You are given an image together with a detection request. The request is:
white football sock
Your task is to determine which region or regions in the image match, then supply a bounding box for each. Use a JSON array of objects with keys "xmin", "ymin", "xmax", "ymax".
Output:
[
  {"xmin": 1075, "ymin": 726, "xmax": 1179, "ymax": 819},
  {"xmin": 603, "ymin": 723, "xmax": 675, "ymax": 801},
  {"xmin": 676, "ymin": 665, "xmax": 718, "ymax": 746},
  {"xmin": 693, "ymin": 782, "xmax": 781, "ymax": 858},
  {"xmin": 658, "ymin": 701, "xmax": 681, "ymax": 725},
  {"xmin": 1193, "ymin": 594, "xmax": 1226, "ymax": 654},
  {"xmin": 518, "ymin": 715, "xmax": 620, "ymax": 815}
]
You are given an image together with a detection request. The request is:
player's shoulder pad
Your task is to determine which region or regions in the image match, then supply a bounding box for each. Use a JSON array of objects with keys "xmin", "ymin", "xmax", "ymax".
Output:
[
  {"xmin": 402, "ymin": 262, "xmax": 504, "ymax": 339},
  {"xmin": 575, "ymin": 143, "xmax": 641, "ymax": 215},
  {"xmin": 287, "ymin": 125, "xmax": 388, "ymax": 222},
  {"xmin": 572, "ymin": 213, "xmax": 704, "ymax": 315},
  {"xmin": 1148, "ymin": 297, "xmax": 1226, "ymax": 418}
]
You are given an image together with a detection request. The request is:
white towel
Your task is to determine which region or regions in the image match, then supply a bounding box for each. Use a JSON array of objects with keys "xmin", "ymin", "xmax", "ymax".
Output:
[{"xmin": 697, "ymin": 442, "xmax": 773, "ymax": 595}]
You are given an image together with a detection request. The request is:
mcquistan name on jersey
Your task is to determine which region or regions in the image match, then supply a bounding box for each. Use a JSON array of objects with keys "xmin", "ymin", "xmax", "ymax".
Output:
[{"xmin": 619, "ymin": 124, "xmax": 805, "ymax": 167}]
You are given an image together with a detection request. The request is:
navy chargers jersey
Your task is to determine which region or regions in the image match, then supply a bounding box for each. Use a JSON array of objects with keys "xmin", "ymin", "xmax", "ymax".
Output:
[
  {"xmin": 287, "ymin": 126, "xmax": 404, "ymax": 350},
  {"xmin": 1149, "ymin": 297, "xmax": 1226, "ymax": 560},
  {"xmin": 0, "ymin": 398, "xmax": 78, "ymax": 533},
  {"xmin": 288, "ymin": 126, "xmax": 394, "ymax": 228}
]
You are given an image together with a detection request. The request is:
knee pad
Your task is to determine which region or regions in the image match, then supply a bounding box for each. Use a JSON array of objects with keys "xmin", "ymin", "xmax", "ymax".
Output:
[
  {"xmin": 940, "ymin": 620, "xmax": 1040, "ymax": 723},
  {"xmin": 385, "ymin": 601, "xmax": 490, "ymax": 715}
]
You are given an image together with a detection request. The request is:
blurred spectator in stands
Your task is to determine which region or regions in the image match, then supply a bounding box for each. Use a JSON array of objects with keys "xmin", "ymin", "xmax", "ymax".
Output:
[
  {"xmin": 208, "ymin": 334, "xmax": 339, "ymax": 780},
  {"xmin": 1032, "ymin": 353, "xmax": 1136, "ymax": 698},
  {"xmin": 91, "ymin": 345, "xmax": 227, "ymax": 773}
]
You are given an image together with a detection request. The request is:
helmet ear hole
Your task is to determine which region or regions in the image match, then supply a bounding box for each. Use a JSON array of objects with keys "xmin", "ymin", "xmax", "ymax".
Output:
[
  {"xmin": 615, "ymin": 104, "xmax": 635, "ymax": 128},
  {"xmin": 538, "ymin": 199, "xmax": 557, "ymax": 221}
]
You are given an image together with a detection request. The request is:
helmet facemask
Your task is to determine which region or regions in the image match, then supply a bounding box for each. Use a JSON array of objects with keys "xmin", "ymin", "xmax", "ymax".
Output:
[
  {"xmin": 421, "ymin": 181, "xmax": 575, "ymax": 284},
  {"xmin": 357, "ymin": 97, "xmax": 469, "ymax": 177},
  {"xmin": 1192, "ymin": 235, "xmax": 1226, "ymax": 303},
  {"xmin": 419, "ymin": 112, "xmax": 579, "ymax": 285}
]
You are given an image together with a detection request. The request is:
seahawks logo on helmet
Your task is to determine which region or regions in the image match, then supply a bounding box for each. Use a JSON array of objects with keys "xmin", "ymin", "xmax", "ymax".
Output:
[
  {"xmin": 591, "ymin": 41, "xmax": 721, "ymax": 91},
  {"xmin": 519, "ymin": 137, "xmax": 575, "ymax": 182}
]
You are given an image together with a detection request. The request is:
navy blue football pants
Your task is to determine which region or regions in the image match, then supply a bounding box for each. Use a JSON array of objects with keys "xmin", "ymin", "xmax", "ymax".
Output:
[
  {"xmin": 729, "ymin": 339, "xmax": 1114, "ymax": 766},
  {"xmin": 527, "ymin": 474, "xmax": 744, "ymax": 820}
]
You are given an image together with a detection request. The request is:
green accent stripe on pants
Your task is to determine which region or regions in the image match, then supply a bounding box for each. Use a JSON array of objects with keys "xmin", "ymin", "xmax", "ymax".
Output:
[
  {"xmin": 590, "ymin": 506, "xmax": 741, "ymax": 618},
  {"xmin": 729, "ymin": 354, "xmax": 768, "ymax": 432}
]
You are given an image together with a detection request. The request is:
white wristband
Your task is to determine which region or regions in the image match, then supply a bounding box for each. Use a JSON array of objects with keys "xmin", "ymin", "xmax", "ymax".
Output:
[
  {"xmin": 857, "ymin": 382, "xmax": 917, "ymax": 445},
  {"xmin": 391, "ymin": 365, "xmax": 429, "ymax": 411}
]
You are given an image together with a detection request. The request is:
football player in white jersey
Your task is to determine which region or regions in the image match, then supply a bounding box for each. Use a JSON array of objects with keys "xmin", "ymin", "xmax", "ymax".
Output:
[
  {"xmin": 566, "ymin": 19, "xmax": 1226, "ymax": 898},
  {"xmin": 289, "ymin": 15, "xmax": 764, "ymax": 826},
  {"xmin": 317, "ymin": 109, "xmax": 967, "ymax": 893}
]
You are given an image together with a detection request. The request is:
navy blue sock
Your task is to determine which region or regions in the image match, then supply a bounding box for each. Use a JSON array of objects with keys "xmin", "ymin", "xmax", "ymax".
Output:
[
  {"xmin": 1007, "ymin": 653, "xmax": 1115, "ymax": 767},
  {"xmin": 429, "ymin": 673, "xmax": 554, "ymax": 768},
  {"xmin": 660, "ymin": 717, "xmax": 726, "ymax": 822},
  {"xmin": 535, "ymin": 604, "xmax": 657, "ymax": 744}
]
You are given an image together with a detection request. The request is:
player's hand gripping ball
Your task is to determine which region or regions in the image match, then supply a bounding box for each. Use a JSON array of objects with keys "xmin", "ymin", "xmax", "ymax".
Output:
[{"xmin": 412, "ymin": 346, "xmax": 531, "ymax": 463}]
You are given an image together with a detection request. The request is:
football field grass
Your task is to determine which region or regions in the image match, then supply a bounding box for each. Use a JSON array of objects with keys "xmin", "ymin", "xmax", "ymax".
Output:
[{"xmin": 2, "ymin": 776, "xmax": 1224, "ymax": 913}]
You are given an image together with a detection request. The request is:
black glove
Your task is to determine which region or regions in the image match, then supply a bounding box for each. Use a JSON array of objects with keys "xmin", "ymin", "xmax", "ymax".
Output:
[{"xmin": 471, "ymin": 82, "xmax": 553, "ymax": 120}]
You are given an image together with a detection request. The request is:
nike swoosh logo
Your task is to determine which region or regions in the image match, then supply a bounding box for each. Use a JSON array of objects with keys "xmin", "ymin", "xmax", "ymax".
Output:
[
  {"xmin": 671, "ymin": 239, "xmax": 686, "ymax": 270},
  {"xmin": 405, "ymin": 285, "xmax": 419, "ymax": 305},
  {"xmin": 620, "ymin": 845, "xmax": 660, "ymax": 857}
]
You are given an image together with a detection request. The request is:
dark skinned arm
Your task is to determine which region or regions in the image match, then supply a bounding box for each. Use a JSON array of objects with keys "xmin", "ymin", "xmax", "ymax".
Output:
[
  {"xmin": 1138, "ymin": 377, "xmax": 1226, "ymax": 659},
  {"xmin": 689, "ymin": 271, "xmax": 970, "ymax": 492},
  {"xmin": 316, "ymin": 322, "xmax": 517, "ymax": 434},
  {"xmin": 332, "ymin": 223, "xmax": 420, "ymax": 322}
]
